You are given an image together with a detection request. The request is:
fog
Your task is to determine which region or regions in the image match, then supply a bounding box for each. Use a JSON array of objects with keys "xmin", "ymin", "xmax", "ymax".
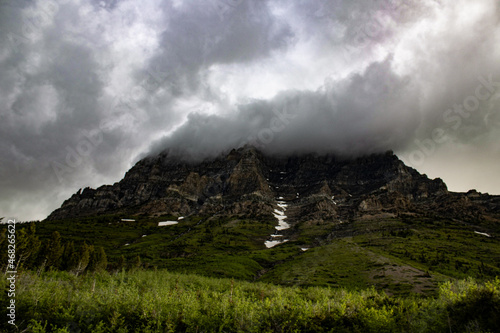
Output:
[{"xmin": 1, "ymin": 0, "xmax": 499, "ymax": 221}]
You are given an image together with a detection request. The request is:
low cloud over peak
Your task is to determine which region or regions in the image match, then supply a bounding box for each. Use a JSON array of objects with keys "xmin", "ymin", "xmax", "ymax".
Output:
[
  {"xmin": 1, "ymin": 0, "xmax": 500, "ymax": 221},
  {"xmin": 149, "ymin": 56, "xmax": 419, "ymax": 161}
]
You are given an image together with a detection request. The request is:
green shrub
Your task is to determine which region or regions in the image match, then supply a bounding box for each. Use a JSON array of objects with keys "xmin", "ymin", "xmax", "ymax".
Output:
[{"xmin": 2, "ymin": 271, "xmax": 499, "ymax": 332}]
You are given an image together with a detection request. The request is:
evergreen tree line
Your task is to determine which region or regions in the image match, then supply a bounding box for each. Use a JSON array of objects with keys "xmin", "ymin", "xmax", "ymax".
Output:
[{"xmin": 0, "ymin": 223, "xmax": 109, "ymax": 275}]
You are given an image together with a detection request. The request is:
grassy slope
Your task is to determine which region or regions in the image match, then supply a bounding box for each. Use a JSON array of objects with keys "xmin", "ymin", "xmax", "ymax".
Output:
[
  {"xmin": 1, "ymin": 270, "xmax": 499, "ymax": 333},
  {"xmin": 13, "ymin": 213, "xmax": 500, "ymax": 296},
  {"xmin": 263, "ymin": 217, "xmax": 500, "ymax": 295}
]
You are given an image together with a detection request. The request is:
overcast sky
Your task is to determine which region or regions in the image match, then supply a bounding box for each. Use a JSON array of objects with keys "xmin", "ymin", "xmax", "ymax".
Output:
[{"xmin": 1, "ymin": 0, "xmax": 499, "ymax": 221}]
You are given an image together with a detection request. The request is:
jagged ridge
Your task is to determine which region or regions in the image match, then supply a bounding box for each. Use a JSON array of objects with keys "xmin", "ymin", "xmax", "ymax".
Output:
[{"xmin": 47, "ymin": 146, "xmax": 500, "ymax": 224}]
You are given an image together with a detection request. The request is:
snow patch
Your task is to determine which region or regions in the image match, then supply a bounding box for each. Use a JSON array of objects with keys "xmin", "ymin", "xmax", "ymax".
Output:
[
  {"xmin": 277, "ymin": 202, "xmax": 287, "ymax": 209},
  {"xmin": 158, "ymin": 221, "xmax": 178, "ymax": 226},
  {"xmin": 266, "ymin": 199, "xmax": 291, "ymax": 248},
  {"xmin": 274, "ymin": 217, "xmax": 290, "ymax": 230},
  {"xmin": 265, "ymin": 239, "xmax": 289, "ymax": 248},
  {"xmin": 121, "ymin": 219, "xmax": 135, "ymax": 222},
  {"xmin": 474, "ymin": 231, "xmax": 491, "ymax": 237}
]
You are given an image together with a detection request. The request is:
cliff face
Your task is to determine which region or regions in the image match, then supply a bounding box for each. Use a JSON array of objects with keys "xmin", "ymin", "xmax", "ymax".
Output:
[{"xmin": 46, "ymin": 147, "xmax": 499, "ymax": 223}]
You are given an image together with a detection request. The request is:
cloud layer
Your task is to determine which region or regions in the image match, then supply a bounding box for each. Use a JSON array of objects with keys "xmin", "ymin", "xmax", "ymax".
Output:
[{"xmin": 1, "ymin": 0, "xmax": 499, "ymax": 221}]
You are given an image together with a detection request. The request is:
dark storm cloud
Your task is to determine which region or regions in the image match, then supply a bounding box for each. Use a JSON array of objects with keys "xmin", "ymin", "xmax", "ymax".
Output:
[
  {"xmin": 152, "ymin": 0, "xmax": 500, "ymax": 165},
  {"xmin": 1, "ymin": 0, "xmax": 500, "ymax": 221},
  {"xmin": 142, "ymin": 0, "xmax": 293, "ymax": 98},
  {"xmin": 0, "ymin": 0, "xmax": 295, "ymax": 220},
  {"xmin": 149, "ymin": 56, "xmax": 420, "ymax": 160}
]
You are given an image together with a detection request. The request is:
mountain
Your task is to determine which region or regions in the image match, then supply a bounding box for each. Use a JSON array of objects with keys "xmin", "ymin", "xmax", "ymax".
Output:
[
  {"xmin": 47, "ymin": 146, "xmax": 499, "ymax": 224},
  {"xmin": 41, "ymin": 146, "xmax": 500, "ymax": 295}
]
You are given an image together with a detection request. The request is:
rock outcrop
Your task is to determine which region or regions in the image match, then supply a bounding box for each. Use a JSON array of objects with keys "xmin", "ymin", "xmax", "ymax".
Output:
[{"xmin": 46, "ymin": 146, "xmax": 500, "ymax": 225}]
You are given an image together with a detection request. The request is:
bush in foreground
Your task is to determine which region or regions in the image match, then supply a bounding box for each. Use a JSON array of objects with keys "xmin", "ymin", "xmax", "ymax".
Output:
[{"xmin": 1, "ymin": 270, "xmax": 498, "ymax": 332}]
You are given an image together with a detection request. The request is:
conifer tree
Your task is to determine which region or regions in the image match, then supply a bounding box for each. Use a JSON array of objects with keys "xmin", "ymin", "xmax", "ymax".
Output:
[
  {"xmin": 0, "ymin": 223, "xmax": 41, "ymax": 270},
  {"xmin": 75, "ymin": 242, "xmax": 91, "ymax": 276},
  {"xmin": 117, "ymin": 255, "xmax": 126, "ymax": 272},
  {"xmin": 22, "ymin": 223, "xmax": 42, "ymax": 269},
  {"xmin": 93, "ymin": 246, "xmax": 108, "ymax": 272},
  {"xmin": 132, "ymin": 255, "xmax": 142, "ymax": 270},
  {"xmin": 61, "ymin": 241, "xmax": 79, "ymax": 271},
  {"xmin": 45, "ymin": 231, "xmax": 64, "ymax": 270},
  {"xmin": 86, "ymin": 245, "xmax": 98, "ymax": 272},
  {"xmin": 0, "ymin": 228, "xmax": 7, "ymax": 270}
]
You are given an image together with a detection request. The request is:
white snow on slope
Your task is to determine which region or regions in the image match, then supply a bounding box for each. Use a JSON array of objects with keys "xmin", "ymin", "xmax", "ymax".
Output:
[
  {"xmin": 158, "ymin": 221, "xmax": 178, "ymax": 226},
  {"xmin": 265, "ymin": 199, "xmax": 291, "ymax": 248}
]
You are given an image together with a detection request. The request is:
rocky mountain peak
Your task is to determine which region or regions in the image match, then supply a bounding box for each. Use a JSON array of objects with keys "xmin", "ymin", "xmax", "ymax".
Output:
[{"xmin": 46, "ymin": 147, "xmax": 497, "ymax": 224}]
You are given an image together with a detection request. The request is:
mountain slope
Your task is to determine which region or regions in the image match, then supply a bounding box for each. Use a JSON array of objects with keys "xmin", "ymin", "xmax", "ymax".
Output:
[
  {"xmin": 49, "ymin": 146, "xmax": 491, "ymax": 221},
  {"xmin": 39, "ymin": 146, "xmax": 500, "ymax": 295}
]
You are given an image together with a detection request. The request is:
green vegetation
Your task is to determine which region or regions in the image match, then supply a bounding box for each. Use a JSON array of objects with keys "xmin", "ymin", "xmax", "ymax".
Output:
[
  {"xmin": 2, "ymin": 214, "xmax": 499, "ymax": 297},
  {"xmin": 0, "ymin": 224, "xmax": 109, "ymax": 276},
  {"xmin": 353, "ymin": 217, "xmax": 500, "ymax": 280},
  {"xmin": 264, "ymin": 216, "xmax": 500, "ymax": 295},
  {"xmin": 1, "ymin": 270, "xmax": 498, "ymax": 332},
  {"xmin": 1, "ymin": 214, "xmax": 499, "ymax": 331}
]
